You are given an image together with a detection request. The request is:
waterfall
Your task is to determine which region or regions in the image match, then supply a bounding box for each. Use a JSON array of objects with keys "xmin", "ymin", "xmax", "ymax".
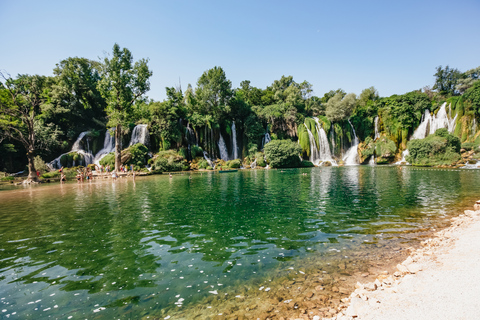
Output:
[
  {"xmin": 94, "ymin": 128, "xmax": 116, "ymax": 165},
  {"xmin": 231, "ymin": 121, "xmax": 238, "ymax": 159},
  {"xmin": 49, "ymin": 131, "xmax": 94, "ymax": 169},
  {"xmin": 330, "ymin": 124, "xmax": 335, "ymax": 153},
  {"xmin": 472, "ymin": 119, "xmax": 477, "ymax": 137},
  {"xmin": 302, "ymin": 118, "xmax": 336, "ymax": 166},
  {"xmin": 343, "ymin": 120, "xmax": 359, "ymax": 165},
  {"xmin": 218, "ymin": 134, "xmax": 229, "ymax": 161},
  {"xmin": 250, "ymin": 158, "xmax": 257, "ymax": 169},
  {"xmin": 203, "ymin": 151, "xmax": 215, "ymax": 168},
  {"xmin": 304, "ymin": 124, "xmax": 319, "ymax": 164},
  {"xmin": 368, "ymin": 155, "xmax": 375, "ymax": 165},
  {"xmin": 395, "ymin": 149, "xmax": 410, "ymax": 165},
  {"xmin": 129, "ymin": 124, "xmax": 149, "ymax": 146},
  {"xmin": 374, "ymin": 116, "xmax": 380, "ymax": 140},
  {"xmin": 411, "ymin": 102, "xmax": 456, "ymax": 140},
  {"xmin": 261, "ymin": 132, "xmax": 271, "ymax": 149}
]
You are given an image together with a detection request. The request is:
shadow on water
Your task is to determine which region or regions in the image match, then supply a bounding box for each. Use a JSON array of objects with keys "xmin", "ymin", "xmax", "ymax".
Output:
[{"xmin": 0, "ymin": 167, "xmax": 479, "ymax": 318}]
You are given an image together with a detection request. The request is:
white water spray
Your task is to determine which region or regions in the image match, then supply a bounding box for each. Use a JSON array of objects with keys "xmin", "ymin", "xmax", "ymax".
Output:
[{"xmin": 343, "ymin": 120, "xmax": 359, "ymax": 166}]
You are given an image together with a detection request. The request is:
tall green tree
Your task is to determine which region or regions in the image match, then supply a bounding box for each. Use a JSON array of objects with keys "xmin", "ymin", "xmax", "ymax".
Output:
[
  {"xmin": 0, "ymin": 73, "xmax": 61, "ymax": 182},
  {"xmin": 195, "ymin": 66, "xmax": 233, "ymax": 122},
  {"xmin": 48, "ymin": 57, "xmax": 107, "ymax": 138},
  {"xmin": 97, "ymin": 44, "xmax": 152, "ymax": 172},
  {"xmin": 433, "ymin": 65, "xmax": 462, "ymax": 96},
  {"xmin": 325, "ymin": 92, "xmax": 356, "ymax": 122}
]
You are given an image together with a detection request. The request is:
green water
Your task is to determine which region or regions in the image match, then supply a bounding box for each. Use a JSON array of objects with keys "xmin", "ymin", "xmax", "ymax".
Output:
[{"xmin": 0, "ymin": 167, "xmax": 479, "ymax": 319}]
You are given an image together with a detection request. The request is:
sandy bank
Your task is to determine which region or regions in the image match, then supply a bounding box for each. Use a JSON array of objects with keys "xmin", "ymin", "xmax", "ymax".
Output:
[{"xmin": 324, "ymin": 206, "xmax": 480, "ymax": 320}]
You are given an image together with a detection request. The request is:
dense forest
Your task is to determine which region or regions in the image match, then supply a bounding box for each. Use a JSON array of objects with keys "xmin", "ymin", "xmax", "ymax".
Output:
[{"xmin": 1, "ymin": 44, "xmax": 480, "ymax": 181}]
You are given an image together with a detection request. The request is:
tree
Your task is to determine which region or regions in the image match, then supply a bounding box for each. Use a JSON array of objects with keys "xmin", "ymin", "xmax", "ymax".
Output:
[
  {"xmin": 358, "ymin": 86, "xmax": 379, "ymax": 107},
  {"xmin": 0, "ymin": 73, "xmax": 61, "ymax": 182},
  {"xmin": 456, "ymin": 66, "xmax": 480, "ymax": 94},
  {"xmin": 97, "ymin": 43, "xmax": 152, "ymax": 172},
  {"xmin": 49, "ymin": 57, "xmax": 107, "ymax": 137},
  {"xmin": 264, "ymin": 139, "xmax": 302, "ymax": 168},
  {"xmin": 433, "ymin": 65, "xmax": 461, "ymax": 96},
  {"xmin": 325, "ymin": 93, "xmax": 356, "ymax": 122},
  {"xmin": 195, "ymin": 66, "xmax": 233, "ymax": 121}
]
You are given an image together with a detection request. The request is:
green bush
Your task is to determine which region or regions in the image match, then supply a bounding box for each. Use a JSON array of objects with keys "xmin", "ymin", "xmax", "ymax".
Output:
[
  {"xmin": 461, "ymin": 142, "xmax": 478, "ymax": 151},
  {"xmin": 254, "ymin": 152, "xmax": 266, "ymax": 167},
  {"xmin": 125, "ymin": 143, "xmax": 149, "ymax": 166},
  {"xmin": 264, "ymin": 139, "xmax": 302, "ymax": 168},
  {"xmin": 152, "ymin": 150, "xmax": 189, "ymax": 173},
  {"xmin": 41, "ymin": 171, "xmax": 60, "ymax": 179},
  {"xmin": 407, "ymin": 129, "xmax": 461, "ymax": 166},
  {"xmin": 191, "ymin": 145, "xmax": 203, "ymax": 158},
  {"xmin": 197, "ymin": 159, "xmax": 209, "ymax": 169},
  {"xmin": 227, "ymin": 159, "xmax": 241, "ymax": 168},
  {"xmin": 206, "ymin": 166, "xmax": 213, "ymax": 170},
  {"xmin": 99, "ymin": 153, "xmax": 115, "ymax": 167},
  {"xmin": 1, "ymin": 176, "xmax": 14, "ymax": 181},
  {"xmin": 34, "ymin": 156, "xmax": 49, "ymax": 173}
]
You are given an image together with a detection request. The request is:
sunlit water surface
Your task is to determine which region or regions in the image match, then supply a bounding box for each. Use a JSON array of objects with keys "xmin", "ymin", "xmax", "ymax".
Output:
[{"xmin": 1, "ymin": 167, "xmax": 479, "ymax": 319}]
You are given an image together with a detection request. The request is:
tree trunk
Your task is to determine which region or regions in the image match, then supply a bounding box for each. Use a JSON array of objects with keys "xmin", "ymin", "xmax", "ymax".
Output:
[
  {"xmin": 26, "ymin": 147, "xmax": 38, "ymax": 182},
  {"xmin": 115, "ymin": 124, "xmax": 122, "ymax": 172}
]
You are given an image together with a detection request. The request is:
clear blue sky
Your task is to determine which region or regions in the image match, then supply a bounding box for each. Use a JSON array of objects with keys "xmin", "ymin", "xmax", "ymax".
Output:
[{"xmin": 1, "ymin": 0, "xmax": 479, "ymax": 101}]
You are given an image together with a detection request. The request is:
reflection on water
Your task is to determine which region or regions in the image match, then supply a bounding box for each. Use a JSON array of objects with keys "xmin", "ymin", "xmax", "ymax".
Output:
[{"xmin": 0, "ymin": 167, "xmax": 479, "ymax": 319}]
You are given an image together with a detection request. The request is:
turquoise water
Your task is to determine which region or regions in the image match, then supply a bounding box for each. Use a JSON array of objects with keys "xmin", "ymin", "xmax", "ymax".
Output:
[{"xmin": 0, "ymin": 167, "xmax": 479, "ymax": 319}]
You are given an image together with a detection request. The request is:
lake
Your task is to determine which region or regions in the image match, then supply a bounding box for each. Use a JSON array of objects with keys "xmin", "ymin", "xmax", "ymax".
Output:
[{"xmin": 0, "ymin": 166, "xmax": 478, "ymax": 319}]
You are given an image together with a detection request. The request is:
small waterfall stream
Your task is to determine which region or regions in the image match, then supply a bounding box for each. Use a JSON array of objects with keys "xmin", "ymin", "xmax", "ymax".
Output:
[
  {"xmin": 374, "ymin": 116, "xmax": 380, "ymax": 140},
  {"xmin": 129, "ymin": 124, "xmax": 149, "ymax": 146},
  {"xmin": 49, "ymin": 131, "xmax": 94, "ymax": 169},
  {"xmin": 343, "ymin": 120, "xmax": 359, "ymax": 165},
  {"xmin": 94, "ymin": 128, "xmax": 116, "ymax": 165},
  {"xmin": 218, "ymin": 134, "xmax": 229, "ymax": 161},
  {"xmin": 231, "ymin": 122, "xmax": 238, "ymax": 159}
]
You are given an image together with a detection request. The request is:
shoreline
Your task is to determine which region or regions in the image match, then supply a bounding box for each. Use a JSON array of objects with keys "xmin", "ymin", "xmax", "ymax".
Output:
[{"xmin": 324, "ymin": 203, "xmax": 480, "ymax": 320}]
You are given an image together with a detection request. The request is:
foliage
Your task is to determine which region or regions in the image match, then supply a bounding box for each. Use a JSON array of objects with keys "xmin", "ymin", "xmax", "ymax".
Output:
[
  {"xmin": 99, "ymin": 152, "xmax": 115, "ymax": 167},
  {"xmin": 34, "ymin": 156, "xmax": 49, "ymax": 173},
  {"xmin": 123, "ymin": 143, "xmax": 149, "ymax": 166},
  {"xmin": 152, "ymin": 150, "xmax": 189, "ymax": 173},
  {"xmin": 197, "ymin": 159, "xmax": 209, "ymax": 169},
  {"xmin": 227, "ymin": 159, "xmax": 241, "ymax": 168},
  {"xmin": 407, "ymin": 129, "xmax": 461, "ymax": 165},
  {"xmin": 325, "ymin": 93, "xmax": 356, "ymax": 122},
  {"xmin": 97, "ymin": 43, "xmax": 152, "ymax": 170},
  {"xmin": 433, "ymin": 65, "xmax": 462, "ymax": 96},
  {"xmin": 0, "ymin": 73, "xmax": 63, "ymax": 180},
  {"xmin": 375, "ymin": 136, "xmax": 397, "ymax": 159},
  {"xmin": 264, "ymin": 139, "xmax": 302, "ymax": 168}
]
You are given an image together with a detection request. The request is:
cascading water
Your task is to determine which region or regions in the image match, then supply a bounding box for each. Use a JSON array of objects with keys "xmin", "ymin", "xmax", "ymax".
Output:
[
  {"xmin": 343, "ymin": 120, "xmax": 359, "ymax": 165},
  {"xmin": 231, "ymin": 121, "xmax": 238, "ymax": 159},
  {"xmin": 250, "ymin": 159, "xmax": 257, "ymax": 169},
  {"xmin": 94, "ymin": 128, "xmax": 116, "ymax": 165},
  {"xmin": 303, "ymin": 118, "xmax": 336, "ymax": 166},
  {"xmin": 49, "ymin": 131, "xmax": 94, "ymax": 169},
  {"xmin": 411, "ymin": 102, "xmax": 456, "ymax": 140},
  {"xmin": 471, "ymin": 119, "xmax": 477, "ymax": 137},
  {"xmin": 374, "ymin": 116, "xmax": 380, "ymax": 140},
  {"xmin": 203, "ymin": 151, "xmax": 215, "ymax": 169},
  {"xmin": 261, "ymin": 132, "xmax": 271, "ymax": 149},
  {"xmin": 395, "ymin": 149, "xmax": 410, "ymax": 165},
  {"xmin": 218, "ymin": 134, "xmax": 229, "ymax": 161},
  {"xmin": 368, "ymin": 156, "xmax": 375, "ymax": 165},
  {"xmin": 129, "ymin": 124, "xmax": 150, "ymax": 146},
  {"xmin": 313, "ymin": 118, "xmax": 336, "ymax": 165}
]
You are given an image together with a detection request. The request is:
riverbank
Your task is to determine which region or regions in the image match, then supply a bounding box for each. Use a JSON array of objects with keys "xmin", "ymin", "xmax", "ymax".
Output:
[{"xmin": 325, "ymin": 204, "xmax": 480, "ymax": 320}]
